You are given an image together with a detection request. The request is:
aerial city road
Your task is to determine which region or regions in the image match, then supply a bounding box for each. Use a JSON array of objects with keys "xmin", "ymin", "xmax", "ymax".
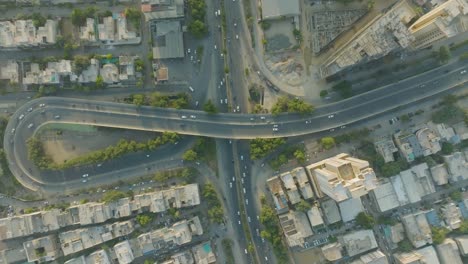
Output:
[{"xmin": 0, "ymin": 0, "xmax": 467, "ymax": 263}]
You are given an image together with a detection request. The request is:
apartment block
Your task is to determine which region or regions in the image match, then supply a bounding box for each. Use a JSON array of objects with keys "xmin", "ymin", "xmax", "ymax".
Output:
[
  {"xmin": 114, "ymin": 240, "xmax": 135, "ymax": 264},
  {"xmin": 435, "ymin": 238, "xmax": 463, "ymax": 264},
  {"xmin": 23, "ymin": 235, "xmax": 58, "ymax": 263},
  {"xmin": 401, "ymin": 211, "xmax": 433, "ymax": 248},
  {"xmin": 341, "ymin": 229, "xmax": 378, "ymax": 257},
  {"xmin": 0, "ymin": 60, "xmax": 19, "ymax": 84},
  {"xmin": 0, "ymin": 19, "xmax": 57, "ymax": 48},
  {"xmin": 306, "ymin": 153, "xmax": 377, "ymax": 202},
  {"xmin": 278, "ymin": 211, "xmax": 313, "ymax": 248},
  {"xmin": 443, "ymin": 152, "xmax": 468, "ymax": 182},
  {"xmin": 441, "ymin": 203, "xmax": 462, "ymax": 230}
]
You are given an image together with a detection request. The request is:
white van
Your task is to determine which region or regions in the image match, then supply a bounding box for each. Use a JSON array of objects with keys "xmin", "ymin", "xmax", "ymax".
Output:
[{"xmin": 188, "ymin": 86, "xmax": 194, "ymax": 92}]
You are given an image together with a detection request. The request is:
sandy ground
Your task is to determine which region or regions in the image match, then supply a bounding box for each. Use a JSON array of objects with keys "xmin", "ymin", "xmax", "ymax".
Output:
[
  {"xmin": 38, "ymin": 124, "xmax": 158, "ymax": 163},
  {"xmin": 292, "ymin": 247, "xmax": 327, "ymax": 264}
]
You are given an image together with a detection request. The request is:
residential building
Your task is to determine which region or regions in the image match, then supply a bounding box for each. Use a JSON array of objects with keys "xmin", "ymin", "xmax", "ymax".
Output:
[
  {"xmin": 278, "ymin": 211, "xmax": 313, "ymax": 248},
  {"xmin": 141, "ymin": 0, "xmax": 184, "ymax": 21},
  {"xmin": 307, "ymin": 206, "xmax": 324, "ymax": 227},
  {"xmin": 161, "ymin": 251, "xmax": 194, "ymax": 264},
  {"xmin": 136, "ymin": 216, "xmax": 203, "ymax": 255},
  {"xmin": 100, "ymin": 63, "xmax": 119, "ymax": 84},
  {"xmin": 341, "ymin": 229, "xmax": 378, "ymax": 257},
  {"xmin": 0, "ymin": 248, "xmax": 29, "ymax": 264},
  {"xmin": 0, "ymin": 60, "xmax": 19, "ymax": 84},
  {"xmin": 441, "ymin": 203, "xmax": 462, "ymax": 230},
  {"xmin": 443, "ymin": 152, "xmax": 468, "ymax": 182},
  {"xmin": 401, "ymin": 211, "xmax": 433, "ymax": 248},
  {"xmin": 430, "ymin": 164, "xmax": 449, "ymax": 185},
  {"xmin": 87, "ymin": 250, "xmax": 111, "ymax": 264},
  {"xmin": 435, "ymin": 238, "xmax": 463, "ymax": 264},
  {"xmin": 394, "ymin": 245, "xmax": 440, "ymax": 264},
  {"xmin": 0, "ymin": 19, "xmax": 57, "ymax": 48},
  {"xmin": 415, "ymin": 127, "xmax": 442, "ymax": 156},
  {"xmin": 291, "ymin": 167, "xmax": 314, "ymax": 199},
  {"xmin": 266, "ymin": 176, "xmax": 289, "ymax": 213},
  {"xmin": 435, "ymin": 123, "xmax": 458, "ymax": 143},
  {"xmin": 261, "ymin": 0, "xmax": 300, "ymax": 20},
  {"xmin": 152, "ymin": 20, "xmax": 184, "ymax": 59},
  {"xmin": 155, "ymin": 66, "xmax": 168, "ymax": 82},
  {"xmin": 320, "ymin": 199, "xmax": 341, "ymax": 224},
  {"xmin": 454, "ymin": 235, "xmax": 468, "ymax": 256},
  {"xmin": 79, "ymin": 18, "xmax": 96, "ymax": 42},
  {"xmin": 391, "ymin": 163, "xmax": 435, "ymax": 204},
  {"xmin": 372, "ymin": 180, "xmax": 400, "ymax": 212},
  {"xmin": 116, "ymin": 16, "xmax": 137, "ymax": 41},
  {"xmin": 389, "ymin": 223, "xmax": 405, "ymax": 244},
  {"xmin": 192, "ymin": 242, "xmax": 216, "ymax": 264},
  {"xmin": 98, "ymin": 17, "xmax": 115, "ymax": 42},
  {"xmin": 321, "ymin": 242, "xmax": 343, "ymax": 262},
  {"xmin": 23, "ymin": 235, "xmax": 58, "ymax": 263},
  {"xmin": 320, "ymin": 0, "xmax": 417, "ymax": 78},
  {"xmin": 73, "ymin": 58, "xmax": 99, "ymax": 83},
  {"xmin": 23, "ymin": 60, "xmax": 73, "ymax": 85},
  {"xmin": 280, "ymin": 171, "xmax": 301, "ymax": 204},
  {"xmin": 350, "ymin": 250, "xmax": 388, "ymax": 264},
  {"xmin": 394, "ymin": 132, "xmax": 424, "ymax": 162},
  {"xmin": 409, "ymin": 0, "xmax": 468, "ymax": 49},
  {"xmin": 306, "ymin": 153, "xmax": 377, "ymax": 202},
  {"xmin": 118, "ymin": 56, "xmax": 135, "ymax": 81},
  {"xmin": 59, "ymin": 221, "xmax": 134, "ymax": 256},
  {"xmin": 339, "ymin": 197, "xmax": 364, "ymax": 222},
  {"xmin": 374, "ymin": 136, "xmax": 398, "ymax": 163},
  {"xmin": 114, "ymin": 240, "xmax": 134, "ymax": 264}
]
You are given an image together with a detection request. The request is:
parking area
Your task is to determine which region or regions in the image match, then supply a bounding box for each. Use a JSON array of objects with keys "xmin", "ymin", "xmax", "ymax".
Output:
[{"xmin": 264, "ymin": 18, "xmax": 298, "ymax": 52}]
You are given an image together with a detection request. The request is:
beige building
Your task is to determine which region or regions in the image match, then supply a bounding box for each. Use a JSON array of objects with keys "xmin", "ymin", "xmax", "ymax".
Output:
[
  {"xmin": 415, "ymin": 127, "xmax": 442, "ymax": 156},
  {"xmin": 280, "ymin": 171, "xmax": 301, "ymax": 204},
  {"xmin": 443, "ymin": 152, "xmax": 468, "ymax": 182},
  {"xmin": 321, "ymin": 242, "xmax": 343, "ymax": 262},
  {"xmin": 374, "ymin": 136, "xmax": 398, "ymax": 163},
  {"xmin": 192, "ymin": 242, "xmax": 216, "ymax": 264},
  {"xmin": 401, "ymin": 211, "xmax": 432, "ymax": 248},
  {"xmin": 394, "ymin": 245, "xmax": 440, "ymax": 264},
  {"xmin": 410, "ymin": 0, "xmax": 468, "ymax": 48},
  {"xmin": 278, "ymin": 211, "xmax": 313, "ymax": 248},
  {"xmin": 454, "ymin": 235, "xmax": 468, "ymax": 256},
  {"xmin": 114, "ymin": 240, "xmax": 135, "ymax": 264},
  {"xmin": 266, "ymin": 176, "xmax": 289, "ymax": 213},
  {"xmin": 341, "ymin": 229, "xmax": 378, "ymax": 257},
  {"xmin": 389, "ymin": 223, "xmax": 405, "ymax": 244},
  {"xmin": 23, "ymin": 235, "xmax": 58, "ymax": 263},
  {"xmin": 307, "ymin": 206, "xmax": 324, "ymax": 227},
  {"xmin": 350, "ymin": 250, "xmax": 388, "ymax": 264},
  {"xmin": 306, "ymin": 153, "xmax": 377, "ymax": 202},
  {"xmin": 441, "ymin": 203, "xmax": 462, "ymax": 230},
  {"xmin": 291, "ymin": 167, "xmax": 314, "ymax": 199},
  {"xmin": 435, "ymin": 238, "xmax": 463, "ymax": 264},
  {"xmin": 0, "ymin": 19, "xmax": 57, "ymax": 48},
  {"xmin": 0, "ymin": 60, "xmax": 19, "ymax": 84},
  {"xmin": 430, "ymin": 164, "xmax": 449, "ymax": 185}
]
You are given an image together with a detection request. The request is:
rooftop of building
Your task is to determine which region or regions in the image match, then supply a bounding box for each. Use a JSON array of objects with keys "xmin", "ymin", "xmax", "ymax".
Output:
[
  {"xmin": 341, "ymin": 229, "xmax": 378, "ymax": 257},
  {"xmin": 261, "ymin": 0, "xmax": 300, "ymax": 20},
  {"xmin": 152, "ymin": 20, "xmax": 184, "ymax": 59}
]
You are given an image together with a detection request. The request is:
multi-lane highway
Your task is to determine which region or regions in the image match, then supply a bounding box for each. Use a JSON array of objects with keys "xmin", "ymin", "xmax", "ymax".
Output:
[{"xmin": 3, "ymin": 61, "xmax": 467, "ymax": 191}]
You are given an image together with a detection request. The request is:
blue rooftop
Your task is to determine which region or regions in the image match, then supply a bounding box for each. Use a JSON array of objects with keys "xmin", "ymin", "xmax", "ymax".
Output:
[{"xmin": 425, "ymin": 210, "xmax": 441, "ymax": 226}]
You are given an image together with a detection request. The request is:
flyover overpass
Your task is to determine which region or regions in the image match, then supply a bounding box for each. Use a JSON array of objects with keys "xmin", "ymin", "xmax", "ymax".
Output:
[{"xmin": 4, "ymin": 61, "xmax": 467, "ymax": 192}]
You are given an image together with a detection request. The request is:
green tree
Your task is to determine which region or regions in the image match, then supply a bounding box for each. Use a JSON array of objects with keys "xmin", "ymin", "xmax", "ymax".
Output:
[
  {"xmin": 136, "ymin": 214, "xmax": 152, "ymax": 226},
  {"xmin": 381, "ymin": 161, "xmax": 402, "ymax": 177},
  {"xmin": 73, "ymin": 55, "xmax": 91, "ymax": 74},
  {"xmin": 356, "ymin": 212, "xmax": 375, "ymax": 229},
  {"xmin": 432, "ymin": 227, "xmax": 450, "ymax": 244},
  {"xmin": 450, "ymin": 190, "xmax": 462, "ymax": 202},
  {"xmin": 438, "ymin": 46, "xmax": 451, "ymax": 64},
  {"xmin": 203, "ymin": 99, "xmax": 218, "ymax": 113},
  {"xmin": 132, "ymin": 94, "xmax": 146, "ymax": 106},
  {"xmin": 320, "ymin": 90, "xmax": 328, "ymax": 98},
  {"xmin": 183, "ymin": 149, "xmax": 198, "ymax": 161},
  {"xmin": 71, "ymin": 8, "xmax": 86, "ymax": 26},
  {"xmin": 250, "ymin": 138, "xmax": 286, "ymax": 159},
  {"xmin": 295, "ymin": 200, "xmax": 311, "ymax": 212},
  {"xmin": 188, "ymin": 20, "xmax": 208, "ymax": 38},
  {"xmin": 332, "ymin": 80, "xmax": 353, "ymax": 98},
  {"xmin": 95, "ymin": 75, "xmax": 104, "ymax": 89},
  {"xmin": 460, "ymin": 220, "xmax": 468, "ymax": 234},
  {"xmin": 441, "ymin": 142, "xmax": 454, "ymax": 155},
  {"xmin": 398, "ymin": 239, "xmax": 413, "ymax": 252},
  {"xmin": 320, "ymin": 137, "xmax": 335, "ymax": 150},
  {"xmin": 293, "ymin": 148, "xmax": 306, "ymax": 163},
  {"xmin": 102, "ymin": 190, "xmax": 128, "ymax": 203}
]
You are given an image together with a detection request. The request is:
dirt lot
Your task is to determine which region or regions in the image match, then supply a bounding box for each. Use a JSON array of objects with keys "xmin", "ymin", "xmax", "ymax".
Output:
[
  {"xmin": 292, "ymin": 247, "xmax": 327, "ymax": 264},
  {"xmin": 38, "ymin": 124, "xmax": 157, "ymax": 163}
]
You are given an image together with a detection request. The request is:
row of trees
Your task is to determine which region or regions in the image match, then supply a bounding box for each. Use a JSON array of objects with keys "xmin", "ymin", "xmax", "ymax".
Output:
[
  {"xmin": 182, "ymin": 137, "xmax": 214, "ymax": 162},
  {"xmin": 250, "ymin": 138, "xmax": 286, "ymax": 159},
  {"xmin": 187, "ymin": 0, "xmax": 208, "ymax": 38},
  {"xmin": 202, "ymin": 183, "xmax": 224, "ymax": 223},
  {"xmin": 126, "ymin": 93, "xmax": 190, "ymax": 109},
  {"xmin": 269, "ymin": 144, "xmax": 306, "ymax": 170},
  {"xmin": 271, "ymin": 96, "xmax": 314, "ymax": 115},
  {"xmin": 259, "ymin": 205, "xmax": 289, "ymax": 263},
  {"xmin": 153, "ymin": 167, "xmax": 197, "ymax": 183},
  {"xmin": 27, "ymin": 132, "xmax": 179, "ymax": 170}
]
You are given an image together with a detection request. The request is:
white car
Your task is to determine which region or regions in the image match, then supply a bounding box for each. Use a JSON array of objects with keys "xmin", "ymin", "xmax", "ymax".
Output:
[
  {"xmin": 82, "ymin": 174, "xmax": 89, "ymax": 178},
  {"xmin": 187, "ymin": 48, "xmax": 191, "ymax": 54},
  {"xmin": 244, "ymin": 249, "xmax": 248, "ymax": 254},
  {"xmin": 54, "ymin": 115, "xmax": 60, "ymax": 119},
  {"xmin": 328, "ymin": 114, "xmax": 335, "ymax": 118},
  {"xmin": 27, "ymin": 123, "xmax": 34, "ymax": 129},
  {"xmin": 237, "ymin": 211, "xmax": 240, "ymax": 215},
  {"xmin": 220, "ymin": 99, "xmax": 223, "ymax": 104},
  {"xmin": 260, "ymin": 116, "xmax": 266, "ymax": 120},
  {"xmin": 242, "ymin": 172, "xmax": 246, "ymax": 177},
  {"xmin": 225, "ymin": 98, "xmax": 227, "ymax": 104},
  {"xmin": 232, "ymin": 177, "xmax": 235, "ymax": 182},
  {"xmin": 19, "ymin": 114, "xmax": 25, "ymax": 120},
  {"xmin": 243, "ymin": 188, "xmax": 246, "ymax": 194},
  {"xmin": 190, "ymin": 115, "xmax": 196, "ymax": 119},
  {"xmin": 11, "ymin": 128, "xmax": 15, "ymax": 134},
  {"xmin": 27, "ymin": 107, "xmax": 33, "ymax": 112},
  {"xmin": 245, "ymin": 199, "xmax": 249, "ymax": 205},
  {"xmin": 240, "ymin": 155, "xmax": 244, "ymax": 160},
  {"xmin": 195, "ymin": 101, "xmax": 199, "ymax": 106},
  {"xmin": 236, "ymin": 35, "xmax": 239, "ymax": 39},
  {"xmin": 82, "ymin": 179, "xmax": 87, "ymax": 183},
  {"xmin": 189, "ymin": 86, "xmax": 194, "ymax": 92},
  {"xmin": 39, "ymin": 103, "xmax": 45, "ymax": 107},
  {"xmin": 229, "ymin": 182, "xmax": 232, "ymax": 188},
  {"xmin": 181, "ymin": 115, "xmax": 187, "ymax": 119},
  {"xmin": 272, "ymin": 127, "xmax": 279, "ymax": 131},
  {"xmin": 247, "ymin": 216, "xmax": 251, "ymax": 222},
  {"xmin": 214, "ymin": 45, "xmax": 217, "ymax": 50},
  {"xmin": 461, "ymin": 70, "xmax": 466, "ymax": 74}
]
